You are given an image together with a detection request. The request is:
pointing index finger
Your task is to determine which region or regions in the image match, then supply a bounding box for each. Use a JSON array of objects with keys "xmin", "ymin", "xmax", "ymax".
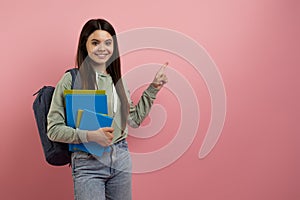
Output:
[{"xmin": 159, "ymin": 62, "xmax": 169, "ymax": 73}]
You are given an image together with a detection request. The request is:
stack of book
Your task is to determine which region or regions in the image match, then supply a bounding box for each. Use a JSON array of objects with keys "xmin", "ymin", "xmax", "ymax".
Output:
[{"xmin": 64, "ymin": 90, "xmax": 113, "ymax": 157}]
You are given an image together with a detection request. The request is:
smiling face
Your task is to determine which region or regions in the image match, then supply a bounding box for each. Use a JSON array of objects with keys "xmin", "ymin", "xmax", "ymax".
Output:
[{"xmin": 86, "ymin": 30, "xmax": 114, "ymax": 66}]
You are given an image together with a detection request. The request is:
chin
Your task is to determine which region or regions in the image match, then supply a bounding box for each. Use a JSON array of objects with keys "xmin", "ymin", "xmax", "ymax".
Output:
[
  {"xmin": 96, "ymin": 59, "xmax": 107, "ymax": 64},
  {"xmin": 90, "ymin": 58, "xmax": 108, "ymax": 65}
]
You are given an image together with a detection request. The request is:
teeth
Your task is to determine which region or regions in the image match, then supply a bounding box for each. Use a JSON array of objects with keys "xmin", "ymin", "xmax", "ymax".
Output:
[{"xmin": 97, "ymin": 54, "xmax": 107, "ymax": 59}]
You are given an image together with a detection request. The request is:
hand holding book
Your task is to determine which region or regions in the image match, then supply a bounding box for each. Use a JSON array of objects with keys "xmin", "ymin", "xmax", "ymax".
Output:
[{"xmin": 87, "ymin": 127, "xmax": 114, "ymax": 147}]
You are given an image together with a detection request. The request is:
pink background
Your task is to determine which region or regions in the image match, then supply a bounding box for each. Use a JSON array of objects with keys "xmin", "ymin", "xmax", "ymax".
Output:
[{"xmin": 0, "ymin": 0, "xmax": 299, "ymax": 199}]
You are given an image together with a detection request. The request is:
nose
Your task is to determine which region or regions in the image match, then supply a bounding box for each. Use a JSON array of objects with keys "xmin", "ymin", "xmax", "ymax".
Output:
[{"xmin": 97, "ymin": 43, "xmax": 106, "ymax": 51}]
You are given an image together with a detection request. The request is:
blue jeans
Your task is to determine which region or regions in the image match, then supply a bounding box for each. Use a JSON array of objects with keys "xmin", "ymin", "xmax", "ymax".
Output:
[{"xmin": 71, "ymin": 140, "xmax": 132, "ymax": 200}]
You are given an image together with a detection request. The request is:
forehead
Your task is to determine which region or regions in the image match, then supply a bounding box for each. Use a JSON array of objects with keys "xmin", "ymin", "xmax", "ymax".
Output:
[{"xmin": 88, "ymin": 30, "xmax": 113, "ymax": 42}]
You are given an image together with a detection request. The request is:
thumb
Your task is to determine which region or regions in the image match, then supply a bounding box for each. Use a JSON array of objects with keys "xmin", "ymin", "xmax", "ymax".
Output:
[{"xmin": 102, "ymin": 127, "xmax": 114, "ymax": 132}]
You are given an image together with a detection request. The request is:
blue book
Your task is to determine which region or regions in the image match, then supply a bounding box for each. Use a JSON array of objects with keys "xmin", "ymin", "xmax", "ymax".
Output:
[
  {"xmin": 65, "ymin": 94, "xmax": 108, "ymax": 128},
  {"xmin": 70, "ymin": 109, "xmax": 113, "ymax": 157}
]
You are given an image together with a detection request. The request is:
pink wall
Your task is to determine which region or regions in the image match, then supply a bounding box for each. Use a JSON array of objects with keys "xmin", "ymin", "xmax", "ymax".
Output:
[{"xmin": 0, "ymin": 0, "xmax": 299, "ymax": 199}]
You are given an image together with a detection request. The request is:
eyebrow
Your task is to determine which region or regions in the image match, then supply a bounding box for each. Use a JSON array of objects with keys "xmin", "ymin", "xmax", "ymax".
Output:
[{"xmin": 91, "ymin": 38, "xmax": 112, "ymax": 42}]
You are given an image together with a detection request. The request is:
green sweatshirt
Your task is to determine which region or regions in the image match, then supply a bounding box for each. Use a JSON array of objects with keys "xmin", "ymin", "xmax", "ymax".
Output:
[{"xmin": 47, "ymin": 71, "xmax": 159, "ymax": 144}]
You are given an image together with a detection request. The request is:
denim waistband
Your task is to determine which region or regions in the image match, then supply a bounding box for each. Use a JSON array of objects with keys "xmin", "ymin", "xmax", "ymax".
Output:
[
  {"xmin": 71, "ymin": 139, "xmax": 127, "ymax": 156},
  {"xmin": 113, "ymin": 138, "xmax": 126, "ymax": 146}
]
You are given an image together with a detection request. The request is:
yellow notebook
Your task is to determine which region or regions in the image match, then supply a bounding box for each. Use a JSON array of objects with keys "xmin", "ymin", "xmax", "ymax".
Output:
[
  {"xmin": 76, "ymin": 109, "xmax": 84, "ymax": 128},
  {"xmin": 75, "ymin": 109, "xmax": 109, "ymax": 128},
  {"xmin": 64, "ymin": 90, "xmax": 106, "ymax": 96}
]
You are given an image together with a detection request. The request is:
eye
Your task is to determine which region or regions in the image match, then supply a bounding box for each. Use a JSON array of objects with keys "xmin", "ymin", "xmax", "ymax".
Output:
[
  {"xmin": 92, "ymin": 41, "xmax": 99, "ymax": 46},
  {"xmin": 105, "ymin": 40, "xmax": 112, "ymax": 46}
]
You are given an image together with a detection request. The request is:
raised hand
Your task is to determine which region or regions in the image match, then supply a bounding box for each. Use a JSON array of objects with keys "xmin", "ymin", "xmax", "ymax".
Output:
[{"xmin": 151, "ymin": 62, "xmax": 168, "ymax": 90}]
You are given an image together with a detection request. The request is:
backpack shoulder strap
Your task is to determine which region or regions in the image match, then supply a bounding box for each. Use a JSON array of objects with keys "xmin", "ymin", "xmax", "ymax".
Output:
[{"xmin": 65, "ymin": 68, "xmax": 80, "ymax": 89}]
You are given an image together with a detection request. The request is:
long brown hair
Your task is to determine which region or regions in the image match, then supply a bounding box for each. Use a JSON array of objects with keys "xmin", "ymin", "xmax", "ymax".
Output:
[{"xmin": 75, "ymin": 18, "xmax": 129, "ymax": 131}]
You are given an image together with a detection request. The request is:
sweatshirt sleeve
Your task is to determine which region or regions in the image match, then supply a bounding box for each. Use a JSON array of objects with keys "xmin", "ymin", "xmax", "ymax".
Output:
[
  {"xmin": 47, "ymin": 72, "xmax": 88, "ymax": 143},
  {"xmin": 127, "ymin": 83, "xmax": 160, "ymax": 128}
]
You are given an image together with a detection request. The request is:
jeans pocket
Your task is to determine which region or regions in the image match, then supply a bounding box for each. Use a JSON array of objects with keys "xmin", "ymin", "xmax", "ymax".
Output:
[
  {"xmin": 75, "ymin": 152, "xmax": 92, "ymax": 160},
  {"xmin": 71, "ymin": 152, "xmax": 94, "ymax": 174}
]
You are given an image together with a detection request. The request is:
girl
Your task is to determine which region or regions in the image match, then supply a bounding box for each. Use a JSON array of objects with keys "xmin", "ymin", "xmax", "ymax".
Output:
[{"xmin": 47, "ymin": 18, "xmax": 168, "ymax": 200}]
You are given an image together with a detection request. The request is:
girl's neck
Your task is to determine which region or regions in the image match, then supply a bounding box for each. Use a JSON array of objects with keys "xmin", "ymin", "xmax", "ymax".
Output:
[{"xmin": 93, "ymin": 63, "xmax": 107, "ymax": 75}]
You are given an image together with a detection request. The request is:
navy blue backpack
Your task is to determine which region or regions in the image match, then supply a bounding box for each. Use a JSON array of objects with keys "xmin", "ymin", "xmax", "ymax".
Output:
[{"xmin": 33, "ymin": 69, "xmax": 78, "ymax": 166}]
